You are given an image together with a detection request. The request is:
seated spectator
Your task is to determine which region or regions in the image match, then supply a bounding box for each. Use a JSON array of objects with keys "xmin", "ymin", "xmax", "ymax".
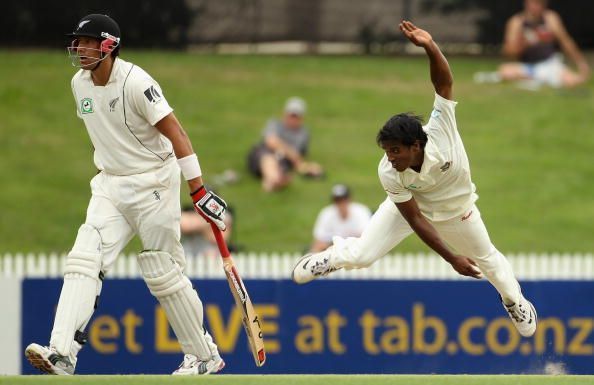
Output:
[
  {"xmin": 310, "ymin": 184, "xmax": 372, "ymax": 252},
  {"xmin": 180, "ymin": 203, "xmax": 234, "ymax": 258},
  {"xmin": 474, "ymin": 0, "xmax": 590, "ymax": 89},
  {"xmin": 248, "ymin": 97, "xmax": 323, "ymax": 192}
]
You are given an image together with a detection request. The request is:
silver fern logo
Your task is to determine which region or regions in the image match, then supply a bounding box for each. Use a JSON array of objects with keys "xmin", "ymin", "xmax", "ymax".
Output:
[
  {"xmin": 78, "ymin": 20, "xmax": 91, "ymax": 30},
  {"xmin": 108, "ymin": 97, "xmax": 119, "ymax": 112}
]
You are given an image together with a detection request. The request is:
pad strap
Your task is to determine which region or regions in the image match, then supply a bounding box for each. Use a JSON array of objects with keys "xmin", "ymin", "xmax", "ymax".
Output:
[{"xmin": 74, "ymin": 330, "xmax": 88, "ymax": 345}]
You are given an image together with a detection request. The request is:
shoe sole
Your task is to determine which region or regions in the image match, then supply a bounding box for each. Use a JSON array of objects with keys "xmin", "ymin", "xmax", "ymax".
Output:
[
  {"xmin": 173, "ymin": 359, "xmax": 226, "ymax": 376},
  {"xmin": 291, "ymin": 254, "xmax": 313, "ymax": 284},
  {"xmin": 209, "ymin": 360, "xmax": 225, "ymax": 375},
  {"xmin": 25, "ymin": 347, "xmax": 68, "ymax": 375},
  {"xmin": 500, "ymin": 293, "xmax": 539, "ymax": 338},
  {"xmin": 527, "ymin": 301, "xmax": 538, "ymax": 337},
  {"xmin": 516, "ymin": 301, "xmax": 538, "ymax": 338}
]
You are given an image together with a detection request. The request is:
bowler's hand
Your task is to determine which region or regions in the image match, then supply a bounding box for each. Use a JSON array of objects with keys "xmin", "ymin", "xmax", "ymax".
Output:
[
  {"xmin": 399, "ymin": 20, "xmax": 433, "ymax": 48},
  {"xmin": 449, "ymin": 255, "xmax": 483, "ymax": 279},
  {"xmin": 191, "ymin": 186, "xmax": 227, "ymax": 231}
]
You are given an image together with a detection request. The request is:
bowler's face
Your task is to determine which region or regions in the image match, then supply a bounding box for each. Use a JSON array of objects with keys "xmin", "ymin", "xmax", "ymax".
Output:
[{"xmin": 381, "ymin": 140, "xmax": 417, "ymax": 172}]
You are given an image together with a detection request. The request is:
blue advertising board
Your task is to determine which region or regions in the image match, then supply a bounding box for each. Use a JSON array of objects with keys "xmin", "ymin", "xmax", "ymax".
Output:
[{"xmin": 22, "ymin": 279, "xmax": 594, "ymax": 374}]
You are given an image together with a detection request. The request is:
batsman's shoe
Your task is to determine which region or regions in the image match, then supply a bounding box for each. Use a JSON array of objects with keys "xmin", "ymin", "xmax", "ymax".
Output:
[
  {"xmin": 503, "ymin": 296, "xmax": 537, "ymax": 337},
  {"xmin": 172, "ymin": 354, "xmax": 225, "ymax": 375},
  {"xmin": 292, "ymin": 250, "xmax": 340, "ymax": 284},
  {"xmin": 25, "ymin": 343, "xmax": 75, "ymax": 375}
]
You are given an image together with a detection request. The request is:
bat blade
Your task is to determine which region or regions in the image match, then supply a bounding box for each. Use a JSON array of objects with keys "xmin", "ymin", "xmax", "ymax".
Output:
[
  {"xmin": 210, "ymin": 223, "xmax": 266, "ymax": 367},
  {"xmin": 223, "ymin": 258, "xmax": 266, "ymax": 367}
]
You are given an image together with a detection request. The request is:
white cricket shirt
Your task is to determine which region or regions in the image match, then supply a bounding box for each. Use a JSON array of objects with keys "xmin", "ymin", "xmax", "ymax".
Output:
[
  {"xmin": 313, "ymin": 202, "xmax": 372, "ymax": 243},
  {"xmin": 71, "ymin": 58, "xmax": 174, "ymax": 175},
  {"xmin": 378, "ymin": 93, "xmax": 478, "ymax": 221}
]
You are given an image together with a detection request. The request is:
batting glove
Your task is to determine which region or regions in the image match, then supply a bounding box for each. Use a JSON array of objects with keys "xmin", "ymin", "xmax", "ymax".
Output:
[{"xmin": 191, "ymin": 186, "xmax": 227, "ymax": 231}]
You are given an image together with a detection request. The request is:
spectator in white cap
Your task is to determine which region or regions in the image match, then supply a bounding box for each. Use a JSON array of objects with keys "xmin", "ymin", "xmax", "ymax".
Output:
[
  {"xmin": 248, "ymin": 97, "xmax": 324, "ymax": 192},
  {"xmin": 310, "ymin": 184, "xmax": 372, "ymax": 252}
]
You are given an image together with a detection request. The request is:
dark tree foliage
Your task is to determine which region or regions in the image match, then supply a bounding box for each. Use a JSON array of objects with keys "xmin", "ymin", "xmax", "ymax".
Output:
[{"xmin": 1, "ymin": 0, "xmax": 192, "ymax": 48}]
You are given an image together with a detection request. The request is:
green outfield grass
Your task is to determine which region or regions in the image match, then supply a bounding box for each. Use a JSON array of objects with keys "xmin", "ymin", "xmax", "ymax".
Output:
[
  {"xmin": 1, "ymin": 375, "xmax": 593, "ymax": 385},
  {"xmin": 1, "ymin": 51, "xmax": 593, "ymax": 253}
]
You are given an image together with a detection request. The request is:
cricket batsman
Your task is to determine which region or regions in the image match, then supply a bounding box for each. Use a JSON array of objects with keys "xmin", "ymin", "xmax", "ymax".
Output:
[
  {"xmin": 293, "ymin": 21, "xmax": 538, "ymax": 338},
  {"xmin": 25, "ymin": 14, "xmax": 227, "ymax": 375}
]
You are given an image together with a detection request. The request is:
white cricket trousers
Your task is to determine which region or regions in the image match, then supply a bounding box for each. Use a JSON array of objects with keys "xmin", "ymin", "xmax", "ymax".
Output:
[
  {"xmin": 53, "ymin": 159, "xmax": 219, "ymax": 358},
  {"xmin": 85, "ymin": 159, "xmax": 185, "ymax": 271},
  {"xmin": 331, "ymin": 198, "xmax": 522, "ymax": 304}
]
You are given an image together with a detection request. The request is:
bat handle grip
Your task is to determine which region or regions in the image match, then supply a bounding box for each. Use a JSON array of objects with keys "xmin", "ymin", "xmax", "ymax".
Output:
[{"xmin": 210, "ymin": 223, "xmax": 231, "ymax": 259}]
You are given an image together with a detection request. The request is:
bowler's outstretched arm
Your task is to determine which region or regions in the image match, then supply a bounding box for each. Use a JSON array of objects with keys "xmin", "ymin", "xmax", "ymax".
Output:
[{"xmin": 399, "ymin": 20, "xmax": 453, "ymax": 100}]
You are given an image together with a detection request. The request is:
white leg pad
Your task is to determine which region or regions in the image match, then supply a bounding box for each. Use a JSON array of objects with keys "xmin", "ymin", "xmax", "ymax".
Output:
[
  {"xmin": 138, "ymin": 251, "xmax": 218, "ymax": 360},
  {"xmin": 50, "ymin": 224, "xmax": 103, "ymax": 357}
]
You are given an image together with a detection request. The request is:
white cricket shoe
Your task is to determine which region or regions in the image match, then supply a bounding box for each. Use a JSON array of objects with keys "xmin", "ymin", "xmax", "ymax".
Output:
[
  {"xmin": 503, "ymin": 296, "xmax": 538, "ymax": 337},
  {"xmin": 292, "ymin": 250, "xmax": 341, "ymax": 284},
  {"xmin": 172, "ymin": 354, "xmax": 225, "ymax": 375},
  {"xmin": 25, "ymin": 343, "xmax": 75, "ymax": 375}
]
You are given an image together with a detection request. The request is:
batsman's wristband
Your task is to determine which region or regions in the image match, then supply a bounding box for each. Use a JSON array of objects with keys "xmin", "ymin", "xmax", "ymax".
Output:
[
  {"xmin": 177, "ymin": 153, "xmax": 202, "ymax": 180},
  {"xmin": 190, "ymin": 185, "xmax": 205, "ymax": 198}
]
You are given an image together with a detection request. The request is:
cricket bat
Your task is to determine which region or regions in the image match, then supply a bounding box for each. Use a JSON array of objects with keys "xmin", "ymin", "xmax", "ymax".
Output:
[{"xmin": 210, "ymin": 223, "xmax": 266, "ymax": 367}]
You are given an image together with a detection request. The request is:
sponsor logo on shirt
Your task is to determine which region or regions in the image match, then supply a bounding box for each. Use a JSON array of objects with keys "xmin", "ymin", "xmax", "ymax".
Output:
[
  {"xmin": 440, "ymin": 161, "xmax": 452, "ymax": 172},
  {"xmin": 461, "ymin": 210, "xmax": 473, "ymax": 221},
  {"xmin": 431, "ymin": 108, "xmax": 441, "ymax": 118},
  {"xmin": 144, "ymin": 85, "xmax": 162, "ymax": 104},
  {"xmin": 81, "ymin": 98, "xmax": 94, "ymax": 114},
  {"xmin": 108, "ymin": 97, "xmax": 119, "ymax": 112},
  {"xmin": 407, "ymin": 184, "xmax": 421, "ymax": 189},
  {"xmin": 153, "ymin": 190, "xmax": 161, "ymax": 201}
]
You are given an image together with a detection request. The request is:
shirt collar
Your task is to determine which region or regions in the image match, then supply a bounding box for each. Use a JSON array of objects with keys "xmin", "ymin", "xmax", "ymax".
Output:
[
  {"xmin": 420, "ymin": 138, "xmax": 440, "ymax": 174},
  {"xmin": 105, "ymin": 57, "xmax": 120, "ymax": 85},
  {"xmin": 401, "ymin": 137, "xmax": 439, "ymax": 178},
  {"xmin": 81, "ymin": 57, "xmax": 120, "ymax": 85}
]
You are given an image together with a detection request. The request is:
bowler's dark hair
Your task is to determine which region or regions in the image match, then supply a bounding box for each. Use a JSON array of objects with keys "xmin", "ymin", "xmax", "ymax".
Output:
[{"xmin": 376, "ymin": 113, "xmax": 427, "ymax": 148}]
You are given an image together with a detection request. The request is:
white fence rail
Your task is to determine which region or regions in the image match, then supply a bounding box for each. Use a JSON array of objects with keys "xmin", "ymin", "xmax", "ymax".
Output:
[{"xmin": 2, "ymin": 252, "xmax": 594, "ymax": 280}]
